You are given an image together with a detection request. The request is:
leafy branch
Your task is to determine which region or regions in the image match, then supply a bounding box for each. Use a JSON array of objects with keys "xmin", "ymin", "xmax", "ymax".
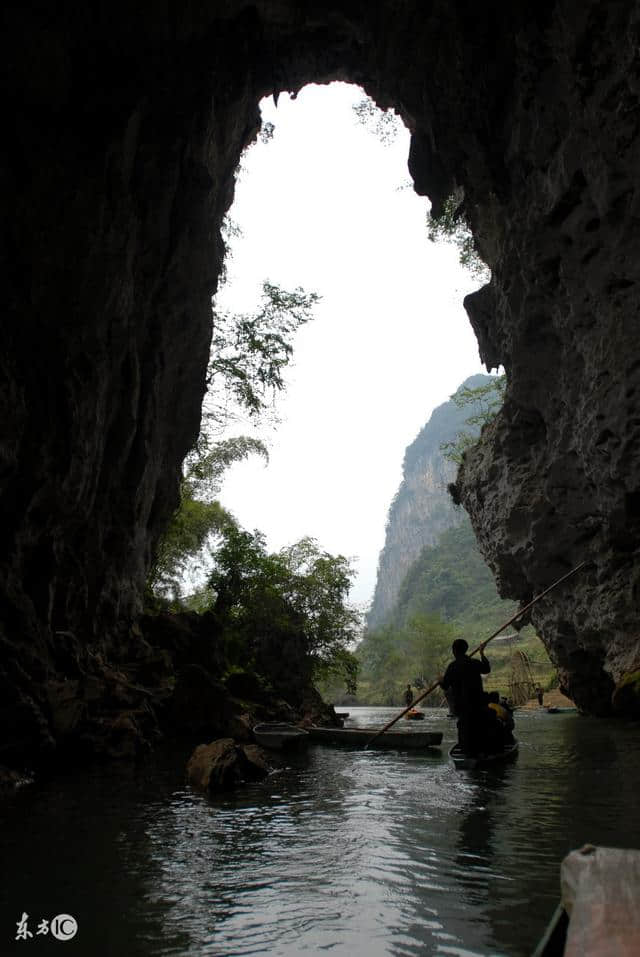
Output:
[
  {"xmin": 149, "ymin": 281, "xmax": 320, "ymax": 603},
  {"xmin": 205, "ymin": 281, "xmax": 320, "ymax": 429},
  {"xmin": 440, "ymin": 376, "xmax": 506, "ymax": 465},
  {"xmin": 427, "ymin": 191, "xmax": 490, "ymax": 281},
  {"xmin": 352, "ymin": 95, "xmax": 403, "ymax": 145}
]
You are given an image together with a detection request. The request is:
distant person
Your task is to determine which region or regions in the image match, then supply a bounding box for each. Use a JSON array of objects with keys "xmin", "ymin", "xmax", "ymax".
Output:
[
  {"xmin": 404, "ymin": 683, "xmax": 414, "ymax": 707},
  {"xmin": 536, "ymin": 685, "xmax": 544, "ymax": 707},
  {"xmin": 439, "ymin": 638, "xmax": 491, "ymax": 756}
]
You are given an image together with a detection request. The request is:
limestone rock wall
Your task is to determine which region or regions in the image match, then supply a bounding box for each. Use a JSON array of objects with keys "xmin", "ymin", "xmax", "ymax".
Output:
[
  {"xmin": 367, "ymin": 375, "xmax": 493, "ymax": 629},
  {"xmin": 455, "ymin": 2, "xmax": 640, "ymax": 714},
  {"xmin": 2, "ymin": 0, "xmax": 640, "ymax": 766}
]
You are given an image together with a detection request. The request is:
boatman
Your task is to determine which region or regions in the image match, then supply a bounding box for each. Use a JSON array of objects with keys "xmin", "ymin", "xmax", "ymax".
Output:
[
  {"xmin": 439, "ymin": 638, "xmax": 491, "ymax": 756},
  {"xmin": 404, "ymin": 683, "xmax": 414, "ymax": 707}
]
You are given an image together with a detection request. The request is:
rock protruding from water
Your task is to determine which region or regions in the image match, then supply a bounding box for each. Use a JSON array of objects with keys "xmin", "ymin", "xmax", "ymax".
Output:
[{"xmin": 187, "ymin": 739, "xmax": 270, "ymax": 793}]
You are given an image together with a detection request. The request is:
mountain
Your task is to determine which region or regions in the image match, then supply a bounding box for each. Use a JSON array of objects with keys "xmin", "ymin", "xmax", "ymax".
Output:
[
  {"xmin": 391, "ymin": 516, "xmax": 516, "ymax": 638},
  {"xmin": 366, "ymin": 374, "xmax": 494, "ymax": 629},
  {"xmin": 353, "ymin": 515, "xmax": 549, "ymax": 706}
]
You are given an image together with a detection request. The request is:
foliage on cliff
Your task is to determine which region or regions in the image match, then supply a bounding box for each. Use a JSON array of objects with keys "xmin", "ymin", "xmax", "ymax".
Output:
[
  {"xmin": 427, "ymin": 190, "xmax": 489, "ymax": 280},
  {"xmin": 148, "ymin": 278, "xmax": 360, "ymax": 696},
  {"xmin": 440, "ymin": 375, "xmax": 506, "ymax": 465},
  {"xmin": 150, "ymin": 281, "xmax": 318, "ymax": 602},
  {"xmin": 148, "ymin": 437, "xmax": 266, "ymax": 598}
]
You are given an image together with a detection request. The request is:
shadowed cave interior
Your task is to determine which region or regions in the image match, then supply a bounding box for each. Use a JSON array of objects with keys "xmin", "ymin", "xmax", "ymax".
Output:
[{"xmin": 3, "ymin": 0, "xmax": 640, "ymax": 774}]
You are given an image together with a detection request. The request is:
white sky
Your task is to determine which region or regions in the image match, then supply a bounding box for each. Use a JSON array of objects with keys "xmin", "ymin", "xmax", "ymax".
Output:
[{"xmin": 215, "ymin": 82, "xmax": 486, "ymax": 609}]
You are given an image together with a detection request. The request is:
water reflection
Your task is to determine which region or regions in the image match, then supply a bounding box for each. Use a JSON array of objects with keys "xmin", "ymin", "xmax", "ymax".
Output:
[
  {"xmin": 144, "ymin": 751, "xmax": 360, "ymax": 955},
  {"xmin": 1, "ymin": 710, "xmax": 640, "ymax": 956},
  {"xmin": 0, "ymin": 759, "xmax": 193, "ymax": 956},
  {"xmin": 475, "ymin": 713, "xmax": 640, "ymax": 956}
]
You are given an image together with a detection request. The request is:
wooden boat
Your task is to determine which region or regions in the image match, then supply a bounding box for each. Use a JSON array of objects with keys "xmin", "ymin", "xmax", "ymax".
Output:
[
  {"xmin": 308, "ymin": 726, "xmax": 442, "ymax": 750},
  {"xmin": 531, "ymin": 903, "xmax": 568, "ymax": 957},
  {"xmin": 449, "ymin": 740, "xmax": 519, "ymax": 770},
  {"xmin": 532, "ymin": 845, "xmax": 640, "ymax": 956},
  {"xmin": 404, "ymin": 708, "xmax": 425, "ymax": 720},
  {"xmin": 546, "ymin": 706, "xmax": 577, "ymax": 714},
  {"xmin": 252, "ymin": 723, "xmax": 309, "ymax": 750}
]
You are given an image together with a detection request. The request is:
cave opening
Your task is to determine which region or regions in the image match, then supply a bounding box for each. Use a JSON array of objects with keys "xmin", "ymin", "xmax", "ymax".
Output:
[
  {"xmin": 171, "ymin": 80, "xmax": 487, "ymax": 610},
  {"xmin": 160, "ymin": 81, "xmax": 560, "ymax": 720}
]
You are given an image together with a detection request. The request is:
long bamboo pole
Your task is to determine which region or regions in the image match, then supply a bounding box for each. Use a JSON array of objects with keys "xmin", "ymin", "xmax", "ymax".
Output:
[{"xmin": 363, "ymin": 559, "xmax": 587, "ymax": 749}]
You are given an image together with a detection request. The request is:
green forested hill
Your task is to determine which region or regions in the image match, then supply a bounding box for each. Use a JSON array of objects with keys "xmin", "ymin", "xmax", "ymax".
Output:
[
  {"xmin": 391, "ymin": 518, "xmax": 516, "ymax": 640},
  {"xmin": 345, "ymin": 515, "xmax": 554, "ymax": 706},
  {"xmin": 318, "ymin": 377, "xmax": 555, "ymax": 707},
  {"xmin": 366, "ymin": 374, "xmax": 493, "ymax": 629}
]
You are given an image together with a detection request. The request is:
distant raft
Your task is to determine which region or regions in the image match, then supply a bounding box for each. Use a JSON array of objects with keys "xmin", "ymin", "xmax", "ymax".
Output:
[
  {"xmin": 449, "ymin": 740, "xmax": 519, "ymax": 770},
  {"xmin": 308, "ymin": 726, "xmax": 442, "ymax": 750},
  {"xmin": 404, "ymin": 708, "xmax": 426, "ymax": 720}
]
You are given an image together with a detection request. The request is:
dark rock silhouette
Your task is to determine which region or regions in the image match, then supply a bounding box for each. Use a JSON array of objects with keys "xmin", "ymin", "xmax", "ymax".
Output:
[{"xmin": 3, "ymin": 2, "xmax": 640, "ymax": 770}]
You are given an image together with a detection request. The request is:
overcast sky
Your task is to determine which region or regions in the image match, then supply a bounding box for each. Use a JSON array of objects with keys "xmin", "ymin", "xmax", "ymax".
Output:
[{"xmin": 215, "ymin": 82, "xmax": 487, "ymax": 609}]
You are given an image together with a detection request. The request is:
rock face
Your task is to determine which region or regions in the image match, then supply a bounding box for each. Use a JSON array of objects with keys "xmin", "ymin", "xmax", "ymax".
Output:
[
  {"xmin": 367, "ymin": 375, "xmax": 492, "ymax": 629},
  {"xmin": 3, "ymin": 0, "xmax": 640, "ymax": 769},
  {"xmin": 452, "ymin": 7, "xmax": 640, "ymax": 716},
  {"xmin": 186, "ymin": 739, "xmax": 269, "ymax": 794}
]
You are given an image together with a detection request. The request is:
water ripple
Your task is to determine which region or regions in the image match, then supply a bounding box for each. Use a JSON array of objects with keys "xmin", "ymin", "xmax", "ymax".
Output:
[{"xmin": 2, "ymin": 709, "xmax": 640, "ymax": 956}]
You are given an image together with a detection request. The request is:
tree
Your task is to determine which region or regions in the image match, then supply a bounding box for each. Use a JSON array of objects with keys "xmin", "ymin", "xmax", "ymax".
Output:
[
  {"xmin": 148, "ymin": 439, "xmax": 265, "ymax": 602},
  {"xmin": 208, "ymin": 527, "xmax": 361, "ymax": 694},
  {"xmin": 404, "ymin": 613, "xmax": 455, "ymax": 685},
  {"xmin": 355, "ymin": 614, "xmax": 455, "ymax": 705},
  {"xmin": 148, "ymin": 281, "xmax": 320, "ymax": 601},
  {"xmin": 205, "ymin": 281, "xmax": 320, "ymax": 430}
]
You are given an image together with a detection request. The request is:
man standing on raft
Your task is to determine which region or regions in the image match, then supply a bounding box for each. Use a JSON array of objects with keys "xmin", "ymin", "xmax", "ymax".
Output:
[{"xmin": 439, "ymin": 638, "xmax": 491, "ymax": 756}]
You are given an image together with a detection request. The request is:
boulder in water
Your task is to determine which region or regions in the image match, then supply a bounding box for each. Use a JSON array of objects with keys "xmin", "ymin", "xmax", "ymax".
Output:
[{"xmin": 186, "ymin": 738, "xmax": 269, "ymax": 793}]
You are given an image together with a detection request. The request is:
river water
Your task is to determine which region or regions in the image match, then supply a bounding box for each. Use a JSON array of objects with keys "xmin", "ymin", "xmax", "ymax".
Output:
[{"xmin": 2, "ymin": 708, "xmax": 640, "ymax": 956}]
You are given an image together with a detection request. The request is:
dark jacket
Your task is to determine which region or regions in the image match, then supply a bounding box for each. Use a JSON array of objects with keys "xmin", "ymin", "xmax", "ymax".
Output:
[{"xmin": 441, "ymin": 654, "xmax": 490, "ymax": 715}]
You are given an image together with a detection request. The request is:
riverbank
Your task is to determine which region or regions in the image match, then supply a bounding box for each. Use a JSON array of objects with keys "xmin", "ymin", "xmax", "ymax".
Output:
[{"xmin": 519, "ymin": 689, "xmax": 576, "ymax": 710}]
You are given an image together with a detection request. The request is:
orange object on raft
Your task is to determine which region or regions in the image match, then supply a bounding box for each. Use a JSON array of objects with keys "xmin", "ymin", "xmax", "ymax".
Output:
[{"xmin": 404, "ymin": 709, "xmax": 425, "ymax": 720}]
